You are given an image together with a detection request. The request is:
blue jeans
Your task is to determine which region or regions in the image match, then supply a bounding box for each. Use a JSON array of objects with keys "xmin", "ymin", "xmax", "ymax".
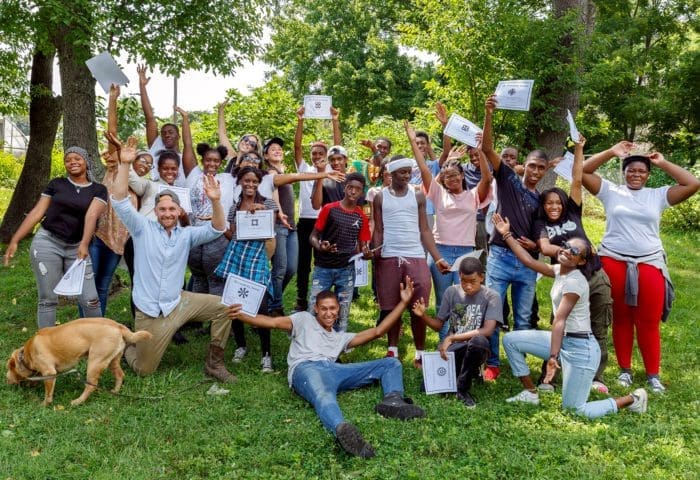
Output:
[
  {"xmin": 485, "ymin": 244, "xmax": 537, "ymax": 367},
  {"xmin": 428, "ymin": 244, "xmax": 474, "ymax": 342},
  {"xmin": 86, "ymin": 236, "xmax": 122, "ymax": 316},
  {"xmin": 292, "ymin": 358, "xmax": 404, "ymax": 434},
  {"xmin": 503, "ymin": 330, "xmax": 617, "ymax": 419},
  {"xmin": 308, "ymin": 264, "xmax": 355, "ymax": 332},
  {"xmin": 270, "ymin": 226, "xmax": 298, "ymax": 311}
]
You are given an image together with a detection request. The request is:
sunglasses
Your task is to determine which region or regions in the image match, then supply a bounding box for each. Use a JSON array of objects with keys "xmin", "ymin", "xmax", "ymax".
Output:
[
  {"xmin": 562, "ymin": 242, "xmax": 582, "ymax": 257},
  {"xmin": 240, "ymin": 155, "xmax": 261, "ymax": 164},
  {"xmin": 241, "ymin": 136, "xmax": 258, "ymax": 149}
]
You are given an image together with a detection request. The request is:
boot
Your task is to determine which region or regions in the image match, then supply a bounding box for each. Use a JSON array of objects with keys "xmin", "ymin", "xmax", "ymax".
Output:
[
  {"xmin": 336, "ymin": 423, "xmax": 375, "ymax": 458},
  {"xmin": 375, "ymin": 392, "xmax": 425, "ymax": 420},
  {"xmin": 204, "ymin": 344, "xmax": 237, "ymax": 383}
]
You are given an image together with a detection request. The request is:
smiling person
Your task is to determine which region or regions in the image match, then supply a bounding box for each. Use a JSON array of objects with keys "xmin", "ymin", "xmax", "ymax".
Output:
[
  {"xmin": 581, "ymin": 141, "xmax": 700, "ymax": 393},
  {"xmin": 226, "ymin": 277, "xmax": 425, "ymax": 459},
  {"xmin": 217, "ymin": 99, "xmax": 263, "ymax": 174},
  {"xmin": 493, "ymin": 214, "xmax": 648, "ymax": 418},
  {"xmin": 480, "ymin": 94, "xmax": 547, "ymax": 381},
  {"xmin": 4, "ymin": 147, "xmax": 107, "ymax": 328}
]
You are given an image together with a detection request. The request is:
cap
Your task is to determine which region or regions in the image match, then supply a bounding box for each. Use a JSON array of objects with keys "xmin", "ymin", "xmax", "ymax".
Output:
[
  {"xmin": 263, "ymin": 137, "xmax": 284, "ymax": 154},
  {"xmin": 327, "ymin": 145, "xmax": 348, "ymax": 159}
]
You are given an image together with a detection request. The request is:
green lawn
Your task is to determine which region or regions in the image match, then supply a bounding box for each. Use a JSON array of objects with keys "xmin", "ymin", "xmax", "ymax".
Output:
[{"xmin": 0, "ymin": 218, "xmax": 698, "ymax": 479}]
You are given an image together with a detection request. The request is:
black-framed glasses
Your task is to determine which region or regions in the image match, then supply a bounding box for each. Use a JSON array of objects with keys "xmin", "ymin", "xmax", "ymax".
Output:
[{"xmin": 562, "ymin": 242, "xmax": 582, "ymax": 257}]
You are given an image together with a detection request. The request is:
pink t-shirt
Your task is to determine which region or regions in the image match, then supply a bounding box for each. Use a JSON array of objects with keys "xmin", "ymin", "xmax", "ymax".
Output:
[{"xmin": 427, "ymin": 177, "xmax": 492, "ymax": 246}]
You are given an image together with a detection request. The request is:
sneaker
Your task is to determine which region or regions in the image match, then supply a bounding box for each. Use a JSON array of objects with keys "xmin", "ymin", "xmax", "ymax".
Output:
[
  {"xmin": 261, "ymin": 354, "xmax": 273, "ymax": 373},
  {"xmin": 336, "ymin": 423, "xmax": 375, "ymax": 458},
  {"xmin": 456, "ymin": 391, "xmax": 476, "ymax": 409},
  {"xmin": 628, "ymin": 388, "xmax": 648, "ymax": 414},
  {"xmin": 617, "ymin": 371, "xmax": 633, "ymax": 388},
  {"xmin": 483, "ymin": 366, "xmax": 500, "ymax": 382},
  {"xmin": 506, "ymin": 389, "xmax": 540, "ymax": 405},
  {"xmin": 538, "ymin": 382, "xmax": 555, "ymax": 393},
  {"xmin": 647, "ymin": 377, "xmax": 666, "ymax": 393},
  {"xmin": 591, "ymin": 381, "xmax": 609, "ymax": 394},
  {"xmin": 232, "ymin": 347, "xmax": 247, "ymax": 363},
  {"xmin": 375, "ymin": 392, "xmax": 426, "ymax": 420}
]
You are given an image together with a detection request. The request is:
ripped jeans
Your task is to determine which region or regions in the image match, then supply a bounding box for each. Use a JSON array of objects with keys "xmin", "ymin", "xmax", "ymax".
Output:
[{"xmin": 30, "ymin": 227, "xmax": 101, "ymax": 329}]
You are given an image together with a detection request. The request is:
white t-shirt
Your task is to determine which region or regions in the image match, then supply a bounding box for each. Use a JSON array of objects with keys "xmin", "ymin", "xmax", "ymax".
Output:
[
  {"xmin": 596, "ymin": 179, "xmax": 670, "ymax": 256},
  {"xmin": 232, "ymin": 174, "xmax": 275, "ymax": 203},
  {"xmin": 184, "ymin": 166, "xmax": 235, "ymax": 224},
  {"xmin": 296, "ymin": 160, "xmax": 327, "ymax": 219},
  {"xmin": 551, "ymin": 265, "xmax": 591, "ymax": 334},
  {"xmin": 148, "ymin": 136, "xmax": 185, "ymax": 187},
  {"xmin": 286, "ymin": 312, "xmax": 356, "ymax": 386}
]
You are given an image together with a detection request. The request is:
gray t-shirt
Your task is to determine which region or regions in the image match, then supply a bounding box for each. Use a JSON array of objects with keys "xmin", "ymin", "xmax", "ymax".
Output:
[
  {"xmin": 551, "ymin": 265, "xmax": 591, "ymax": 333},
  {"xmin": 287, "ymin": 312, "xmax": 356, "ymax": 386},
  {"xmin": 437, "ymin": 285, "xmax": 503, "ymax": 335}
]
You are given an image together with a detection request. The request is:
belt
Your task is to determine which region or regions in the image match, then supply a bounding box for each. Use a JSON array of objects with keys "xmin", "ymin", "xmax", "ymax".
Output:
[{"xmin": 565, "ymin": 332, "xmax": 593, "ymax": 339}]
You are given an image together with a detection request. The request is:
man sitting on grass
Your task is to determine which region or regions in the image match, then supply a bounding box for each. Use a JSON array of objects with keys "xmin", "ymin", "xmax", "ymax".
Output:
[{"xmin": 226, "ymin": 277, "xmax": 425, "ymax": 459}]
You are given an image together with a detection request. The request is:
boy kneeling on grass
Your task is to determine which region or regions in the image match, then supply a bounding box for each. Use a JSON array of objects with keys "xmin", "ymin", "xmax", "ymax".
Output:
[
  {"xmin": 226, "ymin": 277, "xmax": 425, "ymax": 459},
  {"xmin": 411, "ymin": 257, "xmax": 503, "ymax": 408}
]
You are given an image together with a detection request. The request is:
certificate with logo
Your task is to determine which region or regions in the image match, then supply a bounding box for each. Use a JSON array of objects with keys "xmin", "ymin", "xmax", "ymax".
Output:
[
  {"xmin": 354, "ymin": 258, "xmax": 369, "ymax": 287},
  {"xmin": 157, "ymin": 184, "xmax": 192, "ymax": 213},
  {"xmin": 220, "ymin": 273, "xmax": 266, "ymax": 316},
  {"xmin": 422, "ymin": 351, "xmax": 457, "ymax": 394},
  {"xmin": 235, "ymin": 209, "xmax": 275, "ymax": 240},
  {"xmin": 494, "ymin": 79, "xmax": 535, "ymax": 111},
  {"xmin": 303, "ymin": 95, "xmax": 333, "ymax": 119},
  {"xmin": 443, "ymin": 113, "xmax": 483, "ymax": 147}
]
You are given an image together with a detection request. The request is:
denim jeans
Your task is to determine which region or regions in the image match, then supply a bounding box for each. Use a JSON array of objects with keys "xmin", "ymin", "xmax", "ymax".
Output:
[
  {"xmin": 485, "ymin": 244, "xmax": 537, "ymax": 367},
  {"xmin": 270, "ymin": 225, "xmax": 298, "ymax": 311},
  {"xmin": 428, "ymin": 244, "xmax": 474, "ymax": 342},
  {"xmin": 308, "ymin": 264, "xmax": 355, "ymax": 332},
  {"xmin": 291, "ymin": 358, "xmax": 404, "ymax": 434},
  {"xmin": 86, "ymin": 236, "xmax": 122, "ymax": 316},
  {"xmin": 503, "ymin": 330, "xmax": 617, "ymax": 419},
  {"xmin": 30, "ymin": 228, "xmax": 101, "ymax": 328}
]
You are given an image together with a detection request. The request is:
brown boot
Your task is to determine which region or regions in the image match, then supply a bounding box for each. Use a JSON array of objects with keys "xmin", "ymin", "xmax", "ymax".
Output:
[{"xmin": 204, "ymin": 344, "xmax": 237, "ymax": 383}]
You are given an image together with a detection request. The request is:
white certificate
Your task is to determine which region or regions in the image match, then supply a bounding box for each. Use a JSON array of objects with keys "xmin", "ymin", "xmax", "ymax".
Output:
[
  {"xmin": 566, "ymin": 109, "xmax": 580, "ymax": 142},
  {"xmin": 422, "ymin": 351, "xmax": 457, "ymax": 394},
  {"xmin": 53, "ymin": 258, "xmax": 86, "ymax": 297},
  {"xmin": 494, "ymin": 80, "xmax": 535, "ymax": 111},
  {"xmin": 353, "ymin": 258, "xmax": 369, "ymax": 287},
  {"xmin": 235, "ymin": 210, "xmax": 275, "ymax": 240},
  {"xmin": 157, "ymin": 184, "xmax": 192, "ymax": 213},
  {"xmin": 554, "ymin": 151, "xmax": 575, "ymax": 183},
  {"xmin": 443, "ymin": 113, "xmax": 483, "ymax": 147},
  {"xmin": 449, "ymin": 250, "xmax": 484, "ymax": 272},
  {"xmin": 303, "ymin": 95, "xmax": 333, "ymax": 119},
  {"xmin": 220, "ymin": 274, "xmax": 267, "ymax": 316},
  {"xmin": 85, "ymin": 51, "xmax": 129, "ymax": 94}
]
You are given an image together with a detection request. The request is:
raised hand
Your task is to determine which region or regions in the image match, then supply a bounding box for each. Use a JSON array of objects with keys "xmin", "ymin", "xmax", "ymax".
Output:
[
  {"xmin": 326, "ymin": 170, "xmax": 346, "ymax": 183},
  {"xmin": 330, "ymin": 106, "xmax": 339, "ymax": 120},
  {"xmin": 648, "ymin": 152, "xmax": 666, "ymax": 166},
  {"xmin": 109, "ymin": 83, "xmax": 120, "ymax": 100},
  {"xmin": 447, "ymin": 144, "xmax": 468, "ymax": 161},
  {"xmin": 610, "ymin": 140, "xmax": 636, "ymax": 158},
  {"xmin": 399, "ymin": 276, "xmax": 415, "ymax": 304},
  {"xmin": 491, "ymin": 212, "xmax": 510, "ymax": 235},
  {"xmin": 202, "ymin": 174, "xmax": 221, "ymax": 202},
  {"xmin": 296, "ymin": 106, "xmax": 305, "ymax": 120},
  {"xmin": 217, "ymin": 100, "xmax": 228, "ymax": 113},
  {"xmin": 411, "ymin": 297, "xmax": 426, "ymax": 317},
  {"xmin": 435, "ymin": 102, "xmax": 448, "ymax": 126},
  {"xmin": 360, "ymin": 139, "xmax": 376, "ymax": 152},
  {"xmin": 574, "ymin": 133, "xmax": 586, "ymax": 147},
  {"xmin": 137, "ymin": 64, "xmax": 150, "ymax": 87},
  {"xmin": 175, "ymin": 106, "xmax": 189, "ymax": 118},
  {"xmin": 485, "ymin": 94, "xmax": 498, "ymax": 114},
  {"xmin": 404, "ymin": 120, "xmax": 416, "ymax": 142}
]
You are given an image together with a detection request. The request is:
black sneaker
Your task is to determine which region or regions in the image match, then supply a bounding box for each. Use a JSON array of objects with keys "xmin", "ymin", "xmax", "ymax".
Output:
[
  {"xmin": 456, "ymin": 391, "xmax": 476, "ymax": 409},
  {"xmin": 375, "ymin": 392, "xmax": 426, "ymax": 420},
  {"xmin": 336, "ymin": 423, "xmax": 375, "ymax": 458}
]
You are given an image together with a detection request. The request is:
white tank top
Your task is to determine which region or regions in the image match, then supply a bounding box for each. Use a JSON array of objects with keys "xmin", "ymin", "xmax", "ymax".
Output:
[{"xmin": 381, "ymin": 187, "xmax": 425, "ymax": 258}]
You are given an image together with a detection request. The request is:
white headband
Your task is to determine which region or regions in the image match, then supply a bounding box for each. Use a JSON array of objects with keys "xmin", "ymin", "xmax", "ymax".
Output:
[{"xmin": 387, "ymin": 158, "xmax": 414, "ymax": 173}]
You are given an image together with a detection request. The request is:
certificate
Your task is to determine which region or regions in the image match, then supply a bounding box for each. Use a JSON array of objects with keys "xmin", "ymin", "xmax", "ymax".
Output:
[
  {"xmin": 566, "ymin": 109, "xmax": 580, "ymax": 142},
  {"xmin": 494, "ymin": 80, "xmax": 535, "ymax": 111},
  {"xmin": 354, "ymin": 258, "xmax": 369, "ymax": 287},
  {"xmin": 303, "ymin": 95, "xmax": 333, "ymax": 119},
  {"xmin": 422, "ymin": 351, "xmax": 457, "ymax": 394},
  {"xmin": 157, "ymin": 184, "xmax": 192, "ymax": 213},
  {"xmin": 553, "ymin": 151, "xmax": 575, "ymax": 183},
  {"xmin": 85, "ymin": 51, "xmax": 129, "ymax": 94},
  {"xmin": 443, "ymin": 113, "xmax": 482, "ymax": 147},
  {"xmin": 235, "ymin": 209, "xmax": 275, "ymax": 240},
  {"xmin": 220, "ymin": 274, "xmax": 267, "ymax": 316},
  {"xmin": 449, "ymin": 250, "xmax": 484, "ymax": 272},
  {"xmin": 53, "ymin": 259, "xmax": 86, "ymax": 296}
]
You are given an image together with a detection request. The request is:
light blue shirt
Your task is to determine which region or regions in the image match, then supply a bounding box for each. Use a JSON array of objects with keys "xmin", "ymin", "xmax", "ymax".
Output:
[{"xmin": 112, "ymin": 196, "xmax": 224, "ymax": 317}]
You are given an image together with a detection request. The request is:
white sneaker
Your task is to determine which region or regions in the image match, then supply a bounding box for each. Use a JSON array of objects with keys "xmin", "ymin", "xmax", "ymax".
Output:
[
  {"xmin": 506, "ymin": 389, "xmax": 540, "ymax": 405},
  {"xmin": 591, "ymin": 381, "xmax": 609, "ymax": 394},
  {"xmin": 232, "ymin": 347, "xmax": 247, "ymax": 363},
  {"xmin": 261, "ymin": 354, "xmax": 273, "ymax": 373},
  {"xmin": 538, "ymin": 383, "xmax": 555, "ymax": 393},
  {"xmin": 617, "ymin": 371, "xmax": 633, "ymax": 388},
  {"xmin": 628, "ymin": 388, "xmax": 648, "ymax": 414},
  {"xmin": 648, "ymin": 377, "xmax": 666, "ymax": 393}
]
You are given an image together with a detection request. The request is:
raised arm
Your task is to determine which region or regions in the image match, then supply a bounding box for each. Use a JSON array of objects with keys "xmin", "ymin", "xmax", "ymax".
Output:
[
  {"xmin": 405, "ymin": 120, "xmax": 432, "ymax": 193},
  {"xmin": 649, "ymin": 152, "xmax": 700, "ymax": 206},
  {"xmin": 570, "ymin": 134, "xmax": 585, "ymax": 205},
  {"xmin": 294, "ymin": 106, "xmax": 305, "ymax": 168},
  {"xmin": 492, "ymin": 213, "xmax": 554, "ymax": 277},
  {"xmin": 348, "ymin": 277, "xmax": 414, "ymax": 347},
  {"xmin": 107, "ymin": 84, "xmax": 120, "ymax": 154},
  {"xmin": 137, "ymin": 64, "xmax": 157, "ymax": 148},
  {"xmin": 482, "ymin": 95, "xmax": 501, "ymax": 172},
  {"xmin": 331, "ymin": 107, "xmax": 342, "ymax": 145},
  {"xmin": 475, "ymin": 139, "xmax": 493, "ymax": 201},
  {"xmin": 217, "ymin": 100, "xmax": 237, "ymax": 160},
  {"xmin": 581, "ymin": 141, "xmax": 635, "ymax": 195},
  {"xmin": 176, "ymin": 107, "xmax": 196, "ymax": 177},
  {"xmin": 202, "ymin": 174, "xmax": 225, "ymax": 231},
  {"xmin": 435, "ymin": 102, "xmax": 452, "ymax": 167},
  {"xmin": 106, "ymin": 132, "xmax": 138, "ymax": 201},
  {"xmin": 360, "ymin": 139, "xmax": 382, "ymax": 167}
]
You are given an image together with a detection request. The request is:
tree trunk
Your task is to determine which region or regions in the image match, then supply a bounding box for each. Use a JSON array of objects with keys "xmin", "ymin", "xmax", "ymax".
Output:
[{"xmin": 0, "ymin": 49, "xmax": 62, "ymax": 243}]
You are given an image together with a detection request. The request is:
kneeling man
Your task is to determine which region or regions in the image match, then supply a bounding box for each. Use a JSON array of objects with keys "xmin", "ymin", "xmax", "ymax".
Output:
[{"xmin": 227, "ymin": 277, "xmax": 424, "ymax": 458}]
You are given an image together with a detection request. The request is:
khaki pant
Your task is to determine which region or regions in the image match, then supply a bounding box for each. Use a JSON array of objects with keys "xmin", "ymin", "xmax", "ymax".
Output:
[{"xmin": 125, "ymin": 291, "xmax": 231, "ymax": 376}]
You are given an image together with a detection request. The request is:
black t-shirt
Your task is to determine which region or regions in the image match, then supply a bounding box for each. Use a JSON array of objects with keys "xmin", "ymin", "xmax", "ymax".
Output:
[
  {"xmin": 41, "ymin": 177, "xmax": 109, "ymax": 243},
  {"xmin": 490, "ymin": 164, "xmax": 539, "ymax": 249},
  {"xmin": 276, "ymin": 183, "xmax": 296, "ymax": 229}
]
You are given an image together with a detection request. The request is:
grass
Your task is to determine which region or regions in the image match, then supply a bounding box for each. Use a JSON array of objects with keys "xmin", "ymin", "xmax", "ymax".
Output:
[{"xmin": 0, "ymin": 214, "xmax": 698, "ymax": 479}]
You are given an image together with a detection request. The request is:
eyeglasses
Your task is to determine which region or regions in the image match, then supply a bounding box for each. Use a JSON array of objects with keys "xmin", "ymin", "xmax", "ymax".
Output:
[
  {"xmin": 240, "ymin": 155, "xmax": 261, "ymax": 164},
  {"xmin": 241, "ymin": 136, "xmax": 258, "ymax": 149},
  {"xmin": 562, "ymin": 242, "xmax": 582, "ymax": 257}
]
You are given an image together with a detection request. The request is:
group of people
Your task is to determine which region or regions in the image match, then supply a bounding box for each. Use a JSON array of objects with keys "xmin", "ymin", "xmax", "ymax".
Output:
[{"xmin": 4, "ymin": 67, "xmax": 699, "ymax": 457}]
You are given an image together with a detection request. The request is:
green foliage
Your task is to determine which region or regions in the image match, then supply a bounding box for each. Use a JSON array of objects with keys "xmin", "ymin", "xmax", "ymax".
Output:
[{"xmin": 0, "ymin": 151, "xmax": 23, "ymax": 188}]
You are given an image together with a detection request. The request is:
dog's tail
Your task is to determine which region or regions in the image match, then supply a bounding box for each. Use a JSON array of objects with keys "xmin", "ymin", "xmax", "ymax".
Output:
[{"xmin": 120, "ymin": 326, "xmax": 153, "ymax": 345}]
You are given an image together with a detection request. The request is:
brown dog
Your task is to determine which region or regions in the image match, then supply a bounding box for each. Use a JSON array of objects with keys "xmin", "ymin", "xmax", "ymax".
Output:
[{"xmin": 6, "ymin": 318, "xmax": 152, "ymax": 406}]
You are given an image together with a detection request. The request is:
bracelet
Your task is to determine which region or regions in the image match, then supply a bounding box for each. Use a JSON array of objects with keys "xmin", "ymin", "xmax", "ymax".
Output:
[
  {"xmin": 502, "ymin": 231, "xmax": 513, "ymax": 240},
  {"xmin": 437, "ymin": 258, "xmax": 446, "ymax": 264}
]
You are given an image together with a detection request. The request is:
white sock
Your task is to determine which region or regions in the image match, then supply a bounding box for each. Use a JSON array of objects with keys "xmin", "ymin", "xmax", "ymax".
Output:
[
  {"xmin": 415, "ymin": 350, "xmax": 424, "ymax": 361},
  {"xmin": 388, "ymin": 346, "xmax": 399, "ymax": 357}
]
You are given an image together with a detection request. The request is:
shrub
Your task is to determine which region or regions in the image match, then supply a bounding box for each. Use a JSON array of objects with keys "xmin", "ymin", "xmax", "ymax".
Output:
[
  {"xmin": 661, "ymin": 165, "xmax": 700, "ymax": 231},
  {"xmin": 0, "ymin": 150, "xmax": 23, "ymax": 187}
]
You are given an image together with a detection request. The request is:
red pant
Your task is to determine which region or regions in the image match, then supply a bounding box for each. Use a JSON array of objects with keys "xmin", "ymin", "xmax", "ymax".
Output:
[{"xmin": 601, "ymin": 257, "xmax": 664, "ymax": 375}]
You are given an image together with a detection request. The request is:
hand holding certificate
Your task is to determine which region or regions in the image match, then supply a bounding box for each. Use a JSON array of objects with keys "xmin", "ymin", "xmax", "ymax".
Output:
[
  {"xmin": 494, "ymin": 80, "xmax": 535, "ymax": 111},
  {"xmin": 53, "ymin": 259, "xmax": 86, "ymax": 296},
  {"xmin": 553, "ymin": 151, "xmax": 575, "ymax": 182},
  {"xmin": 303, "ymin": 95, "xmax": 333, "ymax": 119},
  {"xmin": 566, "ymin": 109, "xmax": 580, "ymax": 142},
  {"xmin": 443, "ymin": 113, "xmax": 483, "ymax": 147},
  {"xmin": 235, "ymin": 209, "xmax": 275, "ymax": 240},
  {"xmin": 220, "ymin": 274, "xmax": 266, "ymax": 316}
]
